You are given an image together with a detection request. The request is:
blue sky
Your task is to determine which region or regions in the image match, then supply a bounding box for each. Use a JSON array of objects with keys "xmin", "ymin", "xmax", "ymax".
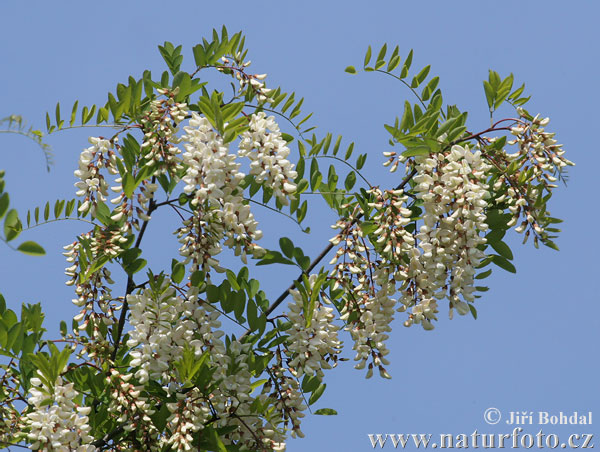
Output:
[{"xmin": 1, "ymin": 2, "xmax": 598, "ymax": 451}]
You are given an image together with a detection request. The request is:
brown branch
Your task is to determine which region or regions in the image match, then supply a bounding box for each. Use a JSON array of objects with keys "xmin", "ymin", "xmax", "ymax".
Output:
[{"xmin": 248, "ymin": 167, "xmax": 418, "ymax": 331}]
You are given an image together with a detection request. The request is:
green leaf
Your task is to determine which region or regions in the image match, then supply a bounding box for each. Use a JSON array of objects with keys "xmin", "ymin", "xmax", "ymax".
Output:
[
  {"xmin": 314, "ymin": 408, "xmax": 338, "ymax": 415},
  {"xmin": 475, "ymin": 269, "xmax": 492, "ymax": 280},
  {"xmin": 376, "ymin": 43, "xmax": 387, "ymax": 64},
  {"xmin": 359, "ymin": 221, "xmax": 377, "ymax": 235},
  {"xmin": 171, "ymin": 262, "xmax": 185, "ymax": 284},
  {"xmin": 401, "ymin": 146, "xmax": 430, "ymax": 158},
  {"xmin": 296, "ymin": 179, "xmax": 309, "ymax": 194},
  {"xmin": 17, "ymin": 241, "xmax": 46, "ymax": 256},
  {"xmin": 486, "ymin": 209, "xmax": 512, "ymax": 229},
  {"xmin": 356, "ymin": 153, "xmax": 367, "ymax": 170},
  {"xmin": 469, "ymin": 304, "xmax": 478, "ymax": 320},
  {"xmin": 0, "ymin": 193, "xmax": 9, "ymax": 219},
  {"xmin": 93, "ymin": 201, "xmax": 112, "ymax": 225},
  {"xmin": 247, "ymin": 299, "xmax": 259, "ymax": 331},
  {"xmin": 210, "ymin": 427, "xmax": 228, "ymax": 452},
  {"xmin": 256, "ymin": 250, "xmax": 295, "ymax": 267},
  {"xmin": 489, "ymin": 240, "xmax": 514, "ymax": 260},
  {"xmin": 495, "ymin": 73, "xmax": 514, "ymax": 109},
  {"xmin": 411, "ymin": 65, "xmax": 431, "ymax": 88},
  {"xmin": 344, "ymin": 66, "xmax": 357, "ymax": 74},
  {"xmin": 344, "ymin": 172, "xmax": 357, "ymax": 191},
  {"xmin": 69, "ymin": 100, "xmax": 78, "ymax": 127},
  {"xmin": 483, "ymin": 80, "xmax": 495, "ymax": 110},
  {"xmin": 400, "ymin": 49, "xmax": 413, "ymax": 79},
  {"xmin": 363, "ymin": 45, "xmax": 372, "ymax": 67},
  {"xmin": 55, "ymin": 103, "xmax": 61, "ymax": 129},
  {"xmin": 279, "ymin": 237, "xmax": 294, "ymax": 258},
  {"xmin": 491, "ymin": 254, "xmax": 516, "ymax": 273},
  {"xmin": 301, "ymin": 374, "xmax": 320, "ymax": 393},
  {"xmin": 387, "ymin": 55, "xmax": 401, "ymax": 72},
  {"xmin": 344, "ymin": 142, "xmax": 355, "ymax": 160},
  {"xmin": 308, "ymin": 383, "xmax": 326, "ymax": 405},
  {"xmin": 124, "ymin": 259, "xmax": 147, "ymax": 276},
  {"xmin": 3, "ymin": 209, "xmax": 22, "ymax": 242}
]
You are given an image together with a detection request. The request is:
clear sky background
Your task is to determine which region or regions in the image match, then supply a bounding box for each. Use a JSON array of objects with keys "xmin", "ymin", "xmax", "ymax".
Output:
[{"xmin": 1, "ymin": 2, "xmax": 598, "ymax": 451}]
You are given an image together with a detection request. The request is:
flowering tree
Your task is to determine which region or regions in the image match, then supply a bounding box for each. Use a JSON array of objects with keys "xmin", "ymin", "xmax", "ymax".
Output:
[{"xmin": 0, "ymin": 28, "xmax": 573, "ymax": 451}]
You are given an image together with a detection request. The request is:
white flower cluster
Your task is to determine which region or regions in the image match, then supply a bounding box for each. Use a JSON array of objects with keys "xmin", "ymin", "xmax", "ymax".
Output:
[
  {"xmin": 328, "ymin": 189, "xmax": 413, "ymax": 377},
  {"xmin": 64, "ymin": 233, "xmax": 120, "ymax": 350},
  {"xmin": 126, "ymin": 282, "xmax": 289, "ymax": 449},
  {"xmin": 239, "ymin": 112, "xmax": 298, "ymax": 205},
  {"xmin": 220, "ymin": 56, "xmax": 273, "ymax": 102},
  {"xmin": 110, "ymin": 179, "xmax": 159, "ymax": 233},
  {"xmin": 177, "ymin": 113, "xmax": 266, "ymax": 273},
  {"xmin": 498, "ymin": 112, "xmax": 574, "ymax": 238},
  {"xmin": 105, "ymin": 368, "xmax": 157, "ymax": 445},
  {"xmin": 404, "ymin": 144, "xmax": 491, "ymax": 324},
  {"xmin": 25, "ymin": 369, "xmax": 96, "ymax": 451},
  {"xmin": 330, "ymin": 145, "xmax": 491, "ymax": 356},
  {"xmin": 74, "ymin": 137, "xmax": 119, "ymax": 216},
  {"xmin": 263, "ymin": 366, "xmax": 307, "ymax": 439},
  {"xmin": 181, "ymin": 113, "xmax": 244, "ymax": 202},
  {"xmin": 140, "ymin": 93, "xmax": 187, "ymax": 173},
  {"xmin": 210, "ymin": 342, "xmax": 288, "ymax": 450},
  {"xmin": 163, "ymin": 387, "xmax": 211, "ymax": 451},
  {"xmin": 127, "ymin": 284, "xmax": 223, "ymax": 385},
  {"xmin": 286, "ymin": 275, "xmax": 341, "ymax": 379}
]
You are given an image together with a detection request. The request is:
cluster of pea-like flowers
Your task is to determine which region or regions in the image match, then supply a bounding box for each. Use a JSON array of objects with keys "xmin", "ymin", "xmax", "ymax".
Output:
[
  {"xmin": 239, "ymin": 112, "xmax": 298, "ymax": 205},
  {"xmin": 328, "ymin": 144, "xmax": 492, "ymax": 377},
  {"xmin": 219, "ymin": 56, "xmax": 273, "ymax": 103},
  {"xmin": 104, "ymin": 368, "xmax": 158, "ymax": 448},
  {"xmin": 111, "ymin": 95, "xmax": 187, "ymax": 233},
  {"xmin": 126, "ymin": 283, "xmax": 223, "ymax": 385},
  {"xmin": 25, "ymin": 369, "xmax": 96, "ymax": 451},
  {"xmin": 494, "ymin": 110, "xmax": 574, "ymax": 242},
  {"xmin": 401, "ymin": 145, "xmax": 491, "ymax": 324},
  {"xmin": 286, "ymin": 275, "xmax": 342, "ymax": 379},
  {"xmin": 63, "ymin": 230, "xmax": 123, "ymax": 354},
  {"xmin": 139, "ymin": 91, "xmax": 187, "ymax": 172},
  {"xmin": 329, "ymin": 188, "xmax": 413, "ymax": 378},
  {"xmin": 261, "ymin": 363, "xmax": 307, "ymax": 440},
  {"xmin": 125, "ymin": 280, "xmax": 296, "ymax": 450},
  {"xmin": 74, "ymin": 137, "xmax": 118, "ymax": 217},
  {"xmin": 177, "ymin": 112, "xmax": 265, "ymax": 274}
]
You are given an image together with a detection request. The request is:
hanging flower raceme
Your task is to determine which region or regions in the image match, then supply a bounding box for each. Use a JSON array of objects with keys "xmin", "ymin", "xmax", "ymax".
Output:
[
  {"xmin": 25, "ymin": 369, "xmax": 96, "ymax": 451},
  {"xmin": 139, "ymin": 90, "xmax": 188, "ymax": 174},
  {"xmin": 218, "ymin": 56, "xmax": 273, "ymax": 103},
  {"xmin": 126, "ymin": 283, "xmax": 224, "ymax": 386},
  {"xmin": 74, "ymin": 137, "xmax": 119, "ymax": 217},
  {"xmin": 404, "ymin": 144, "xmax": 491, "ymax": 325},
  {"xmin": 328, "ymin": 192, "xmax": 407, "ymax": 378},
  {"xmin": 493, "ymin": 111, "xmax": 574, "ymax": 243},
  {"xmin": 239, "ymin": 112, "xmax": 298, "ymax": 205},
  {"xmin": 177, "ymin": 113, "xmax": 265, "ymax": 274},
  {"xmin": 63, "ymin": 230, "xmax": 122, "ymax": 356},
  {"xmin": 286, "ymin": 274, "xmax": 342, "ymax": 379}
]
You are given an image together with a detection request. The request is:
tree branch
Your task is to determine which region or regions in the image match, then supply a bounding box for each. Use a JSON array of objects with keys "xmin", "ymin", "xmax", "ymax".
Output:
[{"xmin": 250, "ymin": 167, "xmax": 418, "ymax": 328}]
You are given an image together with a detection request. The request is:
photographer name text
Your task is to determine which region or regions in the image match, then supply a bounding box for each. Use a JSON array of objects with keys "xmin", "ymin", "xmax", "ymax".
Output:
[{"xmin": 507, "ymin": 411, "xmax": 592, "ymax": 425}]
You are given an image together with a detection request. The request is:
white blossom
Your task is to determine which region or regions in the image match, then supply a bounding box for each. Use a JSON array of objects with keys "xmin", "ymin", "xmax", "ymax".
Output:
[
  {"xmin": 25, "ymin": 369, "xmax": 96, "ymax": 451},
  {"xmin": 287, "ymin": 274, "xmax": 341, "ymax": 378},
  {"xmin": 239, "ymin": 112, "xmax": 298, "ymax": 205}
]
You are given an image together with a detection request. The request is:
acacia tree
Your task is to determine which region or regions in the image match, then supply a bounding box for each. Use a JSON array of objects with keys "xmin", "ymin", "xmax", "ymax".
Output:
[{"xmin": 0, "ymin": 28, "xmax": 573, "ymax": 451}]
